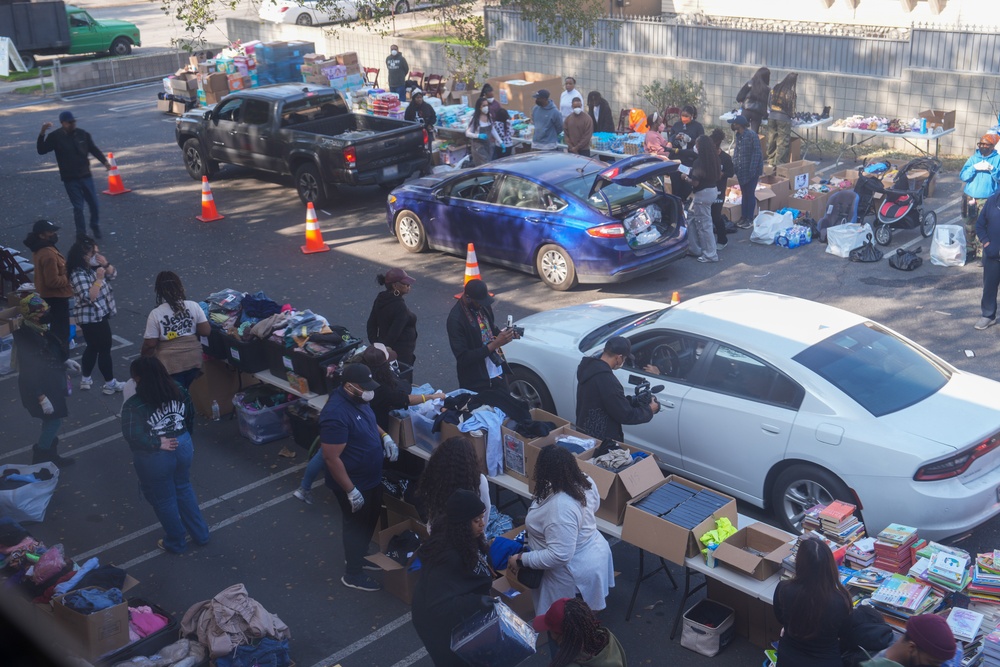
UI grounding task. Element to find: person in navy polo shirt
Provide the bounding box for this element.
[321,363,399,592]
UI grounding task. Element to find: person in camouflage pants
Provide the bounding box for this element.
[766,73,798,168]
[961,134,1000,259]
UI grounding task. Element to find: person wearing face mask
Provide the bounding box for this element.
[560,77,584,120]
[563,97,593,157]
[479,83,502,119]
[13,294,79,467]
[730,115,764,229]
[320,363,399,592]
[531,89,563,152]
[447,279,516,392]
[24,219,74,351]
[961,133,1000,259]
[574,336,658,442]
[385,44,409,101]
[670,105,704,151]
[466,102,501,166]
[66,236,124,394]
[861,613,956,667]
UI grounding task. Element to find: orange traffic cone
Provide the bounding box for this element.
[102,153,131,195]
[300,202,330,254]
[195,176,224,222]
[670,291,681,305]
[455,243,483,297]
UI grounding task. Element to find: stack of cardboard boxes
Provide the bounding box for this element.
[300,51,366,93]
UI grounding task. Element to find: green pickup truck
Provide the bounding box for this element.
[0,1,141,70]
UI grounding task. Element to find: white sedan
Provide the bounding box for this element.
[504,290,1000,540]
[258,0,362,25]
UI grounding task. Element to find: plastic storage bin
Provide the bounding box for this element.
[680,599,735,657]
[201,326,230,361]
[233,391,296,445]
[224,334,269,373]
[287,402,320,449]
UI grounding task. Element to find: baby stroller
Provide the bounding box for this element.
[857,157,941,246]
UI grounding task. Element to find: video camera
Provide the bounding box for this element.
[627,374,663,408]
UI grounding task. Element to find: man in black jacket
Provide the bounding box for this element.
[575,336,658,441]
[37,111,111,239]
[447,279,515,392]
[976,192,1000,330]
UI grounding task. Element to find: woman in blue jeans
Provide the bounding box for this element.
[121,356,209,553]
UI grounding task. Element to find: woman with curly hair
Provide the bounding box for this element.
[412,489,495,666]
[417,435,490,527]
[141,271,211,389]
[509,445,614,619]
[533,597,627,667]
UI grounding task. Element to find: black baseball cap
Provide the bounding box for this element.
[533,89,550,99]
[32,219,60,233]
[464,279,494,305]
[341,363,379,390]
[59,111,76,123]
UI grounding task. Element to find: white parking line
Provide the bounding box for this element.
[389,648,428,667]
[0,335,132,382]
[108,102,152,112]
[309,612,414,667]
[0,433,121,462]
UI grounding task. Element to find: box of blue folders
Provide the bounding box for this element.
[621,475,736,565]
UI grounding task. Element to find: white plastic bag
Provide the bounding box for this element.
[0,463,60,522]
[826,223,874,258]
[930,224,966,267]
[750,211,794,245]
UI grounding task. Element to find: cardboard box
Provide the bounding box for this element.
[758,174,789,211]
[919,108,956,131]
[526,426,593,494]
[169,74,198,94]
[336,51,359,66]
[386,415,415,449]
[576,443,663,525]
[202,72,229,91]
[188,357,260,418]
[712,523,796,581]
[382,493,422,523]
[168,100,188,115]
[789,189,831,220]
[491,577,534,621]
[500,409,570,483]
[365,519,428,604]
[621,475,737,565]
[156,99,171,113]
[486,72,564,115]
[789,136,802,163]
[0,306,22,336]
[776,160,817,192]
[51,587,130,660]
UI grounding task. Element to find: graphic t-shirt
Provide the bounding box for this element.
[143,300,208,374]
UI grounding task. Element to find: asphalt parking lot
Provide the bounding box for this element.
[2,83,999,666]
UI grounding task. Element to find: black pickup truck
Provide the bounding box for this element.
[175,84,431,206]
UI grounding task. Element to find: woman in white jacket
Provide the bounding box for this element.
[510,444,614,617]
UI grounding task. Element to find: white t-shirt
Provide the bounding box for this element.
[560,89,584,119]
[143,300,208,374]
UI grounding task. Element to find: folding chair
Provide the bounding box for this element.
[363,67,380,87]
[409,70,424,89]
[423,74,445,99]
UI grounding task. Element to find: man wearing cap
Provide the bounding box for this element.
[730,115,764,229]
[447,279,517,392]
[862,613,956,666]
[320,363,399,592]
[531,89,563,151]
[403,89,437,140]
[385,44,409,101]
[961,133,1000,260]
[23,219,74,350]
[575,336,658,442]
[37,112,111,240]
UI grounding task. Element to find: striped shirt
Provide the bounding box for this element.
[69,267,117,323]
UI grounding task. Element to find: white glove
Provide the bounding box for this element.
[64,359,81,374]
[39,396,54,415]
[975,162,991,171]
[382,434,399,462]
[348,487,365,513]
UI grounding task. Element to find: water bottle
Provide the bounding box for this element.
[211,400,220,421]
[920,117,927,134]
[706,543,718,568]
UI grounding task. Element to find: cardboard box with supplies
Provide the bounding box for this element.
[758,174,789,211]
[621,475,737,565]
[576,443,663,525]
[776,160,817,192]
[386,414,415,449]
[712,523,796,581]
[500,408,570,483]
[364,518,428,604]
[526,426,593,494]
[486,72,564,115]
[51,583,135,661]
[919,109,956,131]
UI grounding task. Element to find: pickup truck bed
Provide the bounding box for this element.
[175,84,431,206]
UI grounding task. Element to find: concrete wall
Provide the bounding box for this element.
[663,0,997,28]
[228,18,1000,155]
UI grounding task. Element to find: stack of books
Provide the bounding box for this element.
[971,553,1000,606]
[948,607,986,644]
[982,626,1000,666]
[819,500,865,545]
[927,550,972,592]
[846,537,877,569]
[874,524,919,574]
[802,503,826,533]
[844,567,892,592]
[870,574,939,625]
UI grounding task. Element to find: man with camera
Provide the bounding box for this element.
[576,336,659,441]
[447,279,519,392]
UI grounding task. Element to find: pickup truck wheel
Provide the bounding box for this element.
[295,163,329,207]
[110,38,132,57]
[295,13,313,25]
[182,138,211,180]
[395,210,427,253]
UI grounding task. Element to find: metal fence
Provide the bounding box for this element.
[485,8,1000,78]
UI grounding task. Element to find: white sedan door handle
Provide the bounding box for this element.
[761,423,781,434]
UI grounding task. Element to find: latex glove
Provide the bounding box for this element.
[479,133,488,140]
[382,434,399,462]
[39,396,54,415]
[976,161,993,172]
[64,359,81,374]
[348,487,365,513]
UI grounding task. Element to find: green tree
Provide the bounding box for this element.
[641,76,707,115]
[494,0,610,47]
[443,15,489,90]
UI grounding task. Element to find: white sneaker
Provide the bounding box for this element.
[80,377,93,391]
[293,488,313,505]
[102,379,125,395]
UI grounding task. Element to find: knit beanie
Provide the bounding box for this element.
[981,134,999,147]
[445,489,486,523]
[905,614,956,661]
